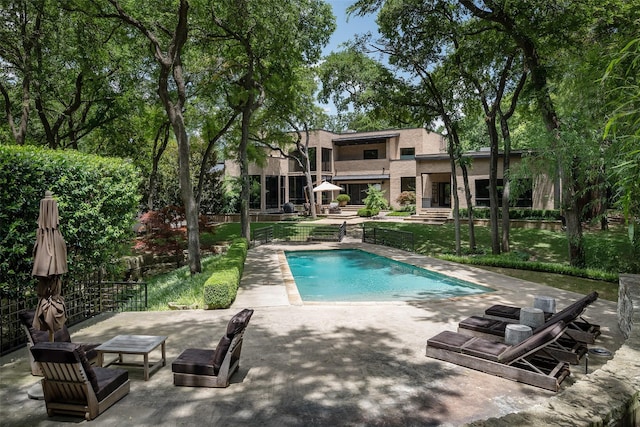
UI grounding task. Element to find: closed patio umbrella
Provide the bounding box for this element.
[32,191,68,341]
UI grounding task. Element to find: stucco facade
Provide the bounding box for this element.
[224,128,555,213]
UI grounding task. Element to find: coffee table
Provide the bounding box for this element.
[96,335,167,380]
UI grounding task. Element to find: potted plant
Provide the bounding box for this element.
[336,194,350,207]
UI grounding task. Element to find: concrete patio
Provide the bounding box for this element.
[0,240,628,426]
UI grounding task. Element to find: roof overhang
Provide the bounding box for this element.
[333,174,390,181]
[415,149,528,161]
[332,133,400,146]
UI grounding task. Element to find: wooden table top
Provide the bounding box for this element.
[96,335,167,354]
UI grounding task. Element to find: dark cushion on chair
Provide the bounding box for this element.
[31,341,80,363]
[427,331,475,352]
[93,367,128,402]
[78,343,100,362]
[211,336,232,375]
[225,309,254,338]
[172,348,216,376]
[19,310,71,343]
[459,316,507,336]
[484,304,521,320]
[77,347,100,392]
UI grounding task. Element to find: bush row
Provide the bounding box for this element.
[0,145,141,298]
[460,208,562,220]
[438,254,619,282]
[203,238,248,309]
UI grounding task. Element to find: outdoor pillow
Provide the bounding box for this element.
[19,310,71,343]
[211,335,232,375]
[225,308,254,338]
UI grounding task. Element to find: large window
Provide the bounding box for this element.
[401,177,416,192]
[363,149,378,159]
[346,183,369,204]
[474,179,532,207]
[322,148,332,172]
[288,176,306,204]
[400,147,415,159]
[265,176,279,209]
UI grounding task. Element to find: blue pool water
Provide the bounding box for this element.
[284,249,492,302]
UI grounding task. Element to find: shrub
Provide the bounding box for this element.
[336,194,351,203]
[358,208,379,217]
[0,145,140,298]
[203,238,248,309]
[363,185,389,211]
[396,191,416,206]
[459,208,562,220]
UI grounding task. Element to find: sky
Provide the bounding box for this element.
[323,1,380,55]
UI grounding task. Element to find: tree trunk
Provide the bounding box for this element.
[239,96,253,240]
[148,122,170,211]
[516,30,585,266]
[171,115,202,274]
[298,125,317,219]
[500,113,511,253]
[448,137,461,256]
[487,116,501,255]
[460,162,476,251]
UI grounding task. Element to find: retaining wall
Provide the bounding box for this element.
[466,274,640,426]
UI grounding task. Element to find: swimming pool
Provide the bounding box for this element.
[284,249,492,302]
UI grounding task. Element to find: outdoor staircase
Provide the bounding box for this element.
[325,205,360,220]
[404,208,451,225]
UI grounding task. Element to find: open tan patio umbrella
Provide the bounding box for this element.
[32,191,68,341]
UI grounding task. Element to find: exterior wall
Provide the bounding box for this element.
[225,128,554,213]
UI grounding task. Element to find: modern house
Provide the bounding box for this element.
[224,128,556,215]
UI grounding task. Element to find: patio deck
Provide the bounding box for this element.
[0,239,625,426]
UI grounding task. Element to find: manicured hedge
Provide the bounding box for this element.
[203,238,248,309]
[461,208,562,220]
[0,145,141,297]
[358,208,379,217]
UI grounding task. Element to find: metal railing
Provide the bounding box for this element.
[0,280,147,356]
[362,225,415,252]
[252,222,348,245]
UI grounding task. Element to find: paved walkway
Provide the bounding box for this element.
[0,239,625,426]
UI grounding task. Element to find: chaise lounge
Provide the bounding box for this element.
[426,321,571,392]
[172,308,254,388]
[481,291,601,344]
[30,341,130,420]
[19,309,101,376]
[457,293,597,364]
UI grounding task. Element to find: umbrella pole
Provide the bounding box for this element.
[48,330,54,342]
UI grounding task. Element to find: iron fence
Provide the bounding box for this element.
[252,222,347,245]
[362,225,415,252]
[0,280,147,357]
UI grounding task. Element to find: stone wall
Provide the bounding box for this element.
[466,274,640,427]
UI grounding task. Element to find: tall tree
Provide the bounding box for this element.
[348,0,478,254]
[208,0,334,238]
[0,0,43,145]
[456,0,590,265]
[604,34,640,240]
[93,0,202,274]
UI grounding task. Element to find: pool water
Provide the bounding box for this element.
[284,249,492,302]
